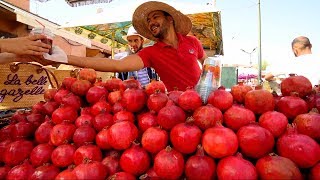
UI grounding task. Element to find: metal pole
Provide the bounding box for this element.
[258,0,262,84]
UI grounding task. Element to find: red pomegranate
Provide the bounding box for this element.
[276,96,309,120]
[50,122,76,146]
[93,112,113,131]
[43,88,57,102]
[157,102,186,130]
[6,161,35,180]
[42,101,59,116]
[192,104,223,130]
[237,124,275,159]
[281,75,312,98]
[293,113,320,141]
[167,88,183,105]
[61,93,82,110]
[223,105,256,131]
[256,154,302,180]
[185,146,216,180]
[102,150,121,175]
[178,88,202,112]
[141,127,168,154]
[78,68,97,84]
[217,153,258,179]
[113,110,135,123]
[0,140,11,162]
[75,114,94,127]
[277,125,320,168]
[73,161,108,180]
[104,77,125,92]
[51,106,78,124]
[202,123,238,159]
[153,146,184,179]
[11,110,29,123]
[55,168,77,180]
[107,121,139,150]
[123,76,142,89]
[61,77,77,90]
[96,128,112,150]
[35,121,54,144]
[73,145,102,165]
[51,144,76,168]
[170,119,202,154]
[71,79,92,96]
[145,80,166,96]
[86,85,108,104]
[207,87,233,111]
[90,100,112,116]
[244,89,275,114]
[32,101,45,114]
[122,88,147,113]
[112,102,125,114]
[0,124,14,141]
[231,81,253,104]
[108,90,122,105]
[73,126,97,147]
[119,143,150,176]
[54,89,70,103]
[139,168,160,180]
[310,163,320,180]
[11,121,36,140]
[106,172,136,180]
[4,140,34,166]
[30,143,55,167]
[147,91,168,113]
[258,111,288,138]
[137,112,158,132]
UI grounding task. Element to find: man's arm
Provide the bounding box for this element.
[67,54,144,72]
[198,53,208,65]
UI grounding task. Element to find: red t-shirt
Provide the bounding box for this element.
[137,33,205,91]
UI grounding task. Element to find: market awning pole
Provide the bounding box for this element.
[257,0,262,84]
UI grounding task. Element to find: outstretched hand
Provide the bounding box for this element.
[1,35,51,55]
[43,46,68,63]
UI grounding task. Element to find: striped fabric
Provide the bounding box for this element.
[136,68,150,87]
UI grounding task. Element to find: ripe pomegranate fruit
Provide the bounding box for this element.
[244,89,275,114]
[122,88,147,112]
[192,104,223,130]
[78,68,97,84]
[107,121,139,150]
[231,81,253,104]
[293,112,320,141]
[157,102,186,130]
[223,105,256,131]
[145,80,166,96]
[281,75,312,98]
[178,88,202,112]
[207,86,233,111]
[276,96,309,120]
[258,111,288,138]
[147,90,168,113]
[141,126,168,154]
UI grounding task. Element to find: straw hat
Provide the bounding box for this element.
[122,26,146,42]
[132,1,192,41]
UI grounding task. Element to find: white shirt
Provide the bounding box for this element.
[290,54,320,86]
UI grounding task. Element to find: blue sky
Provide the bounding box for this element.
[216,0,320,66]
[31,0,320,66]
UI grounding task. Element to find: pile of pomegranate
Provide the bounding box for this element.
[0,68,319,180]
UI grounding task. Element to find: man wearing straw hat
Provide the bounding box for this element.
[0,35,51,63]
[115,25,155,87]
[41,1,208,91]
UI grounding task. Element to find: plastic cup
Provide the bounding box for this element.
[30,27,54,55]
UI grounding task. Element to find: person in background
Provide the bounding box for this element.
[0,34,50,63]
[115,26,157,87]
[39,1,208,91]
[265,36,320,87]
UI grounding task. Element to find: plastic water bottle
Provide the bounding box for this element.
[196,56,222,104]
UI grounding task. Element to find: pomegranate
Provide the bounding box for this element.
[11,110,29,123]
[78,68,97,84]
[167,87,183,105]
[32,101,45,114]
[26,113,45,128]
[96,127,112,150]
[0,140,11,162]
[0,124,14,141]
[42,101,59,116]
[29,164,60,180]
[153,146,184,179]
[145,80,166,96]
[120,143,150,176]
[4,140,34,166]
[50,122,76,146]
[61,93,82,110]
[6,161,35,180]
[157,102,186,130]
[137,112,158,132]
[310,163,320,180]
[75,114,94,127]
[202,123,238,158]
[237,124,275,159]
[35,121,54,144]
[192,104,223,130]
[11,121,35,140]
[102,150,121,175]
[106,172,136,180]
[0,166,11,179]
[123,76,142,89]
[258,111,288,138]
[104,77,125,92]
[51,144,76,167]
[113,110,135,123]
[244,89,275,114]
[30,143,55,167]
[61,77,77,90]
[207,87,233,111]
[276,96,309,120]
[52,106,78,124]
[108,90,122,105]
[71,79,92,96]
[93,112,113,131]
[170,119,202,154]
[73,145,102,165]
[256,154,302,180]
[185,146,216,180]
[178,88,202,112]
[277,125,320,168]
[231,81,253,104]
[293,113,320,141]
[112,102,125,114]
[122,88,147,112]
[147,90,168,113]
[139,168,161,180]
[73,126,96,147]
[281,75,312,98]
[217,153,258,179]
[223,105,256,131]
[53,89,70,103]
[43,88,57,102]
[86,85,108,104]
[55,168,77,180]
[141,127,168,154]
[107,121,139,150]
[90,100,112,116]
[73,161,108,180]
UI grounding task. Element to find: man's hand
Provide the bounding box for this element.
[1,35,51,55]
[43,46,68,63]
